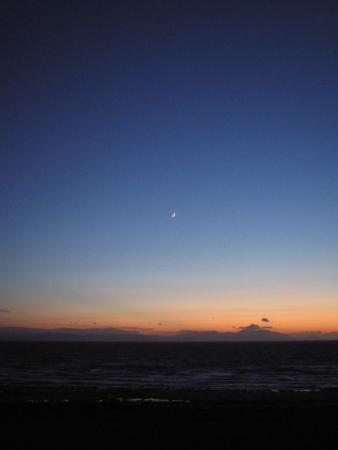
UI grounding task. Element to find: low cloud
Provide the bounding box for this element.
[1,325,338,341]
[261,317,269,323]
[238,323,261,330]
[0,309,10,313]
[120,326,154,332]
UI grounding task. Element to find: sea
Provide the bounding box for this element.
[1,341,338,391]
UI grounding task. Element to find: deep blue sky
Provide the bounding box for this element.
[1,0,338,331]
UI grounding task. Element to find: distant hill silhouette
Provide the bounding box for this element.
[0,324,338,341]
[235,323,290,341]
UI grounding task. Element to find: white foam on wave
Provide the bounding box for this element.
[116,397,190,404]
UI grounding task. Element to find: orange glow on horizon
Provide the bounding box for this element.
[1,288,337,334]
[2,303,338,334]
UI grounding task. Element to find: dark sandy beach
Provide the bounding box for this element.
[2,387,338,450]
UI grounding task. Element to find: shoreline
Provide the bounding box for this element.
[2,390,338,450]
[2,385,338,406]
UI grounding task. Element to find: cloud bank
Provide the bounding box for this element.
[0,324,338,341]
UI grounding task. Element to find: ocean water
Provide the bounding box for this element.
[1,341,338,391]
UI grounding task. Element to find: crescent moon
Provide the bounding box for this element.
[169,211,176,218]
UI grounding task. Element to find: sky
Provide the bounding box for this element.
[1,0,338,333]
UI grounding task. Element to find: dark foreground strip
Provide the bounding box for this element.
[1,401,338,450]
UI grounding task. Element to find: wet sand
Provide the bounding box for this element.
[2,387,338,449]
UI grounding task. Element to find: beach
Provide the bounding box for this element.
[2,387,338,449]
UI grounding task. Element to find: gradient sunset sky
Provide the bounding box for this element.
[1,0,338,333]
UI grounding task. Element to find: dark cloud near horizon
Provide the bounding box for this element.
[238,323,261,330]
[0,309,10,313]
[261,318,269,323]
[121,326,154,332]
[1,325,338,341]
